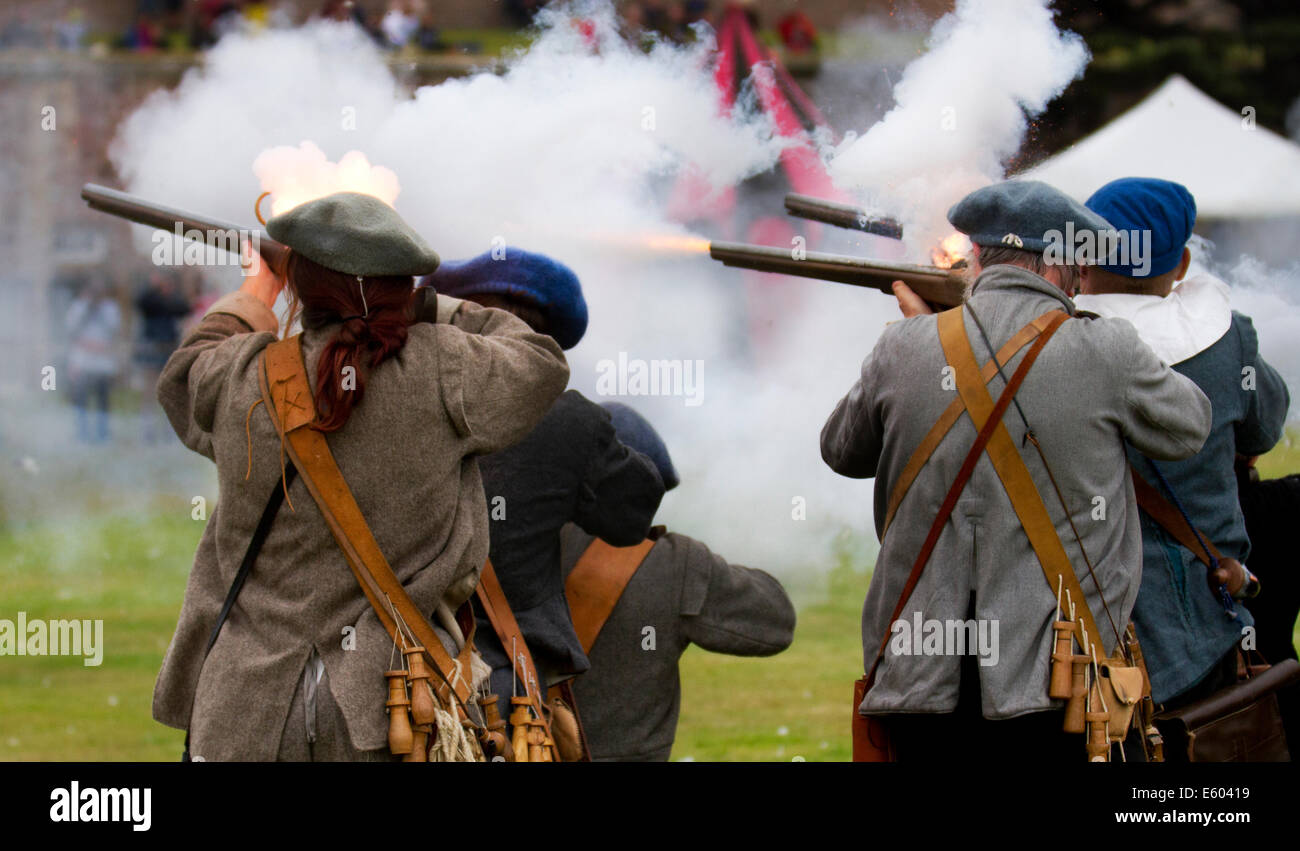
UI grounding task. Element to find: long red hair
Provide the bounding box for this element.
[284,251,416,432]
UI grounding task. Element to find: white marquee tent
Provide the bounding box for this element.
[1019,75,1300,219]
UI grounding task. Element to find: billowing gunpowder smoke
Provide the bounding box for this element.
[828,0,1089,259]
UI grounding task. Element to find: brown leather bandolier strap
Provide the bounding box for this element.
[866,307,1069,684]
[258,336,477,716]
[937,307,1116,656]
[1130,467,1223,568]
[475,559,557,747]
[882,310,1061,538]
[565,538,656,654]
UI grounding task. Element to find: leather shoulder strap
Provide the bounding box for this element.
[882,310,1059,538]
[258,336,476,715]
[867,307,1068,682]
[475,559,557,745]
[565,538,656,654]
[1130,467,1223,567]
[937,307,1113,656]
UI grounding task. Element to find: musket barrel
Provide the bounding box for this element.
[81,183,289,273]
[709,240,965,308]
[783,193,904,240]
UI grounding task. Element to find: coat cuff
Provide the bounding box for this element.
[206,290,279,334]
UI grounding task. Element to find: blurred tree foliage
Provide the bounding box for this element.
[1011,0,1300,169]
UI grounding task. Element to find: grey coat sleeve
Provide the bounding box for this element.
[1232,313,1290,456]
[155,290,279,461]
[574,411,665,546]
[438,300,571,455]
[820,325,900,479]
[678,535,797,656]
[1113,320,1213,461]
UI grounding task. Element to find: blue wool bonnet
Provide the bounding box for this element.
[1085,177,1196,278]
[420,247,589,350]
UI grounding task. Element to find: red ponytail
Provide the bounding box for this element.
[285,251,415,432]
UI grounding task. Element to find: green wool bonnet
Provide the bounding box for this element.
[265,192,440,277]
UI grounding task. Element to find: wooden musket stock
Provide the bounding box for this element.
[709,240,966,308]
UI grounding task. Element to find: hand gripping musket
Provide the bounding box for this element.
[708,240,967,309]
[80,183,289,276]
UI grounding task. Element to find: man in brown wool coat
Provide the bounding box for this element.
[153,194,569,761]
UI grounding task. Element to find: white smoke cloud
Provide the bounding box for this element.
[100,0,1112,588]
[1189,236,1300,419]
[110,5,784,259]
[106,3,868,589]
[827,0,1089,258]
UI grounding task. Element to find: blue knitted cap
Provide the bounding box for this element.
[420,247,588,350]
[1086,177,1196,278]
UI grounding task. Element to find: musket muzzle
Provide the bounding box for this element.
[81,183,289,274]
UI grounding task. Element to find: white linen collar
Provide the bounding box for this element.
[1073,273,1232,366]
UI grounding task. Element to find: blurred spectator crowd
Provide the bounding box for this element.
[0,1,453,54]
[0,1,817,56]
[54,265,217,445]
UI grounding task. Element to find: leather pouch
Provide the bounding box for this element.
[1154,658,1299,762]
[1099,662,1145,740]
[852,676,895,762]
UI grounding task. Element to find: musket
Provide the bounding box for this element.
[783,192,904,240]
[709,240,966,308]
[80,183,289,274]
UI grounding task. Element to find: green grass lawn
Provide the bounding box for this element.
[1,432,1297,761]
[0,507,195,761]
[671,559,869,762]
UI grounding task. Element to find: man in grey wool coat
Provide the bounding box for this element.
[561,403,796,761]
[821,180,1213,761]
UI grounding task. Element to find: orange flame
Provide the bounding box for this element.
[581,231,712,256]
[641,234,712,254]
[931,232,971,269]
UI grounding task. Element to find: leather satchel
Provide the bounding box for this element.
[1134,465,1297,762]
[1154,658,1300,762]
[852,676,894,761]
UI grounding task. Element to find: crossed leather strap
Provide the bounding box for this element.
[867,306,1116,686]
[259,336,478,718]
[883,307,1225,591]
